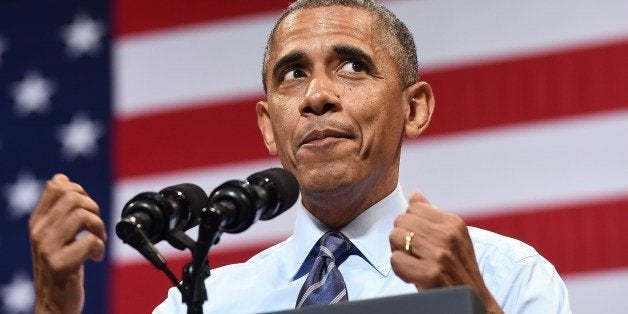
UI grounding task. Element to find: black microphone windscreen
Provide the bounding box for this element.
[249,168,300,213]
[159,183,208,212]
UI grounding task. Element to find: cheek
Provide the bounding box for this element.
[269,97,300,147]
[353,90,401,130]
[354,93,405,150]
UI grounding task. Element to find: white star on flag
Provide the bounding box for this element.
[0,36,6,67]
[2,172,43,219]
[0,272,34,314]
[10,70,56,117]
[57,113,104,160]
[61,13,105,58]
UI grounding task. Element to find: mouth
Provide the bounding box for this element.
[299,128,355,147]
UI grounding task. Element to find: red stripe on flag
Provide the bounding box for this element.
[109,242,280,314]
[113,99,270,178]
[114,0,290,36]
[422,39,628,136]
[114,41,628,178]
[110,195,628,313]
[467,196,628,275]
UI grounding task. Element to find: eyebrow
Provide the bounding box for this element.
[332,44,374,66]
[272,50,305,79]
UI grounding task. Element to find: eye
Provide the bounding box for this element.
[282,68,306,81]
[340,60,366,73]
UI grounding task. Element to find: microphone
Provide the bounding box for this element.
[115,183,208,246]
[115,168,298,268]
[208,167,299,233]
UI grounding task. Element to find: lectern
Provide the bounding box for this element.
[273,286,486,314]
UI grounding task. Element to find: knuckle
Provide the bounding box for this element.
[48,175,66,191]
[72,182,85,192]
[448,213,466,230]
[441,216,466,245]
[393,215,403,227]
[45,179,59,194]
[82,232,98,245]
[389,228,400,244]
[390,251,403,269]
[61,190,81,205]
[435,248,453,264]
[29,224,49,249]
[86,214,105,230]
[427,264,443,281]
[44,253,61,271]
[406,204,419,214]
[442,230,458,247]
[91,235,106,250]
[52,173,67,181]
[84,234,106,258]
[30,230,43,246]
[90,200,101,215]
[72,209,92,225]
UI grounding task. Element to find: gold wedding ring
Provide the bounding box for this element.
[404,231,415,253]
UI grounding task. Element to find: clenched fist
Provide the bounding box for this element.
[390,191,503,314]
[29,174,107,314]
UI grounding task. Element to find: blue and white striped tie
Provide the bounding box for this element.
[296,231,353,308]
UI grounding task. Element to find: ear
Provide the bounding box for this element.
[403,81,435,138]
[256,100,278,155]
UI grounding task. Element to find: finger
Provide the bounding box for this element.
[409,190,430,205]
[390,250,450,290]
[32,174,88,219]
[393,212,428,231]
[49,208,107,245]
[406,202,454,225]
[390,225,438,259]
[389,226,406,251]
[393,213,441,242]
[390,250,426,288]
[68,233,106,262]
[32,208,106,264]
[49,234,106,273]
[30,191,100,243]
[45,191,100,226]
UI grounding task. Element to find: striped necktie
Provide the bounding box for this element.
[295,231,353,308]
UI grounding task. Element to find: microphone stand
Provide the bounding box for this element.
[181,201,233,314]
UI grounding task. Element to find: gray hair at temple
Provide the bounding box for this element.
[261,0,419,93]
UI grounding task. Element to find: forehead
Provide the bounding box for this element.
[269,6,384,61]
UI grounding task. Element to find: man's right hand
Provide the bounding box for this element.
[29,174,107,314]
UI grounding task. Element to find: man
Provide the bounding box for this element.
[29,0,570,313]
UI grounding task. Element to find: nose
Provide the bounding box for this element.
[300,76,341,115]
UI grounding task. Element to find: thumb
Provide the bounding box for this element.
[409,190,431,205]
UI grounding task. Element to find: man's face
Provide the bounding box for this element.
[258,6,410,197]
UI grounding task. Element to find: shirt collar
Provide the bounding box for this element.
[288,184,408,280]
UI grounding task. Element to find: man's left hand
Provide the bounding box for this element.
[389,191,504,314]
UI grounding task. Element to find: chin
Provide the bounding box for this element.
[297,163,357,194]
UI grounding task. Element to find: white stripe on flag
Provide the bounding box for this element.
[565,267,628,314]
[114,0,628,117]
[400,109,628,217]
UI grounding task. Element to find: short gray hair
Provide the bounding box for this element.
[262,0,419,93]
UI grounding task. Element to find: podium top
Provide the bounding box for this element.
[271,286,486,314]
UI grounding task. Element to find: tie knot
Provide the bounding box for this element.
[318,231,351,261]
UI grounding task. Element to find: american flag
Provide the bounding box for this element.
[1,0,628,313]
[0,0,110,313]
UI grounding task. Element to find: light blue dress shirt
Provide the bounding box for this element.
[154,185,571,313]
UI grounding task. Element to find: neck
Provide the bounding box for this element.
[301,173,398,229]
